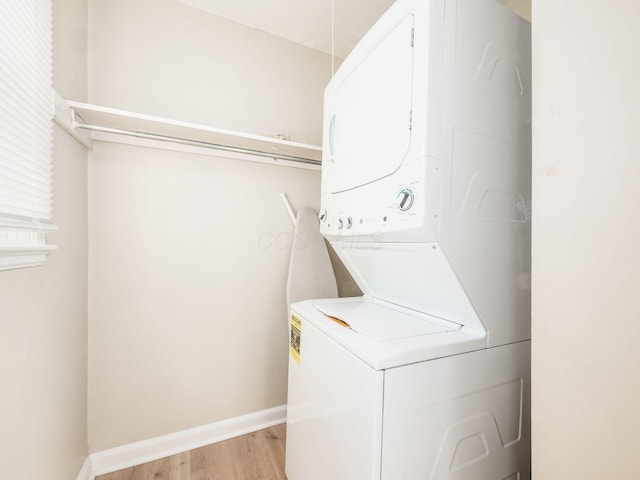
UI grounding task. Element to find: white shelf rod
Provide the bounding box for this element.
[74,122,322,166]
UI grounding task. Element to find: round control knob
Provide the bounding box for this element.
[346,217,353,229]
[397,188,415,211]
[337,218,344,230]
[319,209,328,222]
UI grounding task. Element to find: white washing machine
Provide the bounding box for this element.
[286,0,531,479]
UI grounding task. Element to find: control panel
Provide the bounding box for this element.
[319,157,439,243]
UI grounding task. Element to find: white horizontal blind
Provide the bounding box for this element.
[0,0,56,270]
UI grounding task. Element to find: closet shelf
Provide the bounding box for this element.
[64,100,323,166]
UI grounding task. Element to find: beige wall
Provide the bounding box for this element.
[0,0,88,479]
[0,131,88,480]
[498,0,531,21]
[88,0,331,145]
[88,143,320,450]
[86,0,332,451]
[532,0,640,477]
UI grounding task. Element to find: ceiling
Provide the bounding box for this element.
[176,0,395,59]
[176,0,531,59]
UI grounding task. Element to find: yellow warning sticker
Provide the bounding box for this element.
[290,313,302,364]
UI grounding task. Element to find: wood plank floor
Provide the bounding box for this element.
[96,424,287,480]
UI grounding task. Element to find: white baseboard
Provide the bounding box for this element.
[75,456,95,480]
[84,404,286,477]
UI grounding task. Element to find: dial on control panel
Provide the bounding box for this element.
[397,188,414,211]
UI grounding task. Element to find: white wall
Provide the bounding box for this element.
[87,0,333,451]
[532,0,640,477]
[0,0,89,479]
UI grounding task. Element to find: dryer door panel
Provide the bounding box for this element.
[324,15,415,193]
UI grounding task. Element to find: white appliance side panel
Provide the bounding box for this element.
[438,0,532,347]
[285,314,383,480]
[381,341,531,480]
[440,128,531,346]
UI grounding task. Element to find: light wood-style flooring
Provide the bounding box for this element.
[96,424,287,480]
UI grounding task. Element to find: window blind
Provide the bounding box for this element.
[0,0,56,270]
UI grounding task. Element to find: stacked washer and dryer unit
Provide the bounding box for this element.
[286,0,531,479]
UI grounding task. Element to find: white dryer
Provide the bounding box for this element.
[285,0,531,479]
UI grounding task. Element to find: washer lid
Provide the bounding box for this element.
[294,298,487,370]
[314,299,458,340]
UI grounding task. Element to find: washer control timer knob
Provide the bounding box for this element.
[337,218,344,230]
[319,209,328,222]
[397,188,415,211]
[346,217,353,229]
